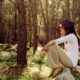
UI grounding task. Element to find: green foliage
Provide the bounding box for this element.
[0,44,11,51]
[75,76,80,80]
[31,73,44,80]
[27,52,46,68]
[0,50,16,67]
[20,72,31,80]
[0,61,16,67]
[0,74,19,80]
[32,54,46,64]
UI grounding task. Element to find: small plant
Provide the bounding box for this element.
[31,73,44,80]
[0,74,19,80]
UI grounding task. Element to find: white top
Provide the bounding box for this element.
[55,34,79,66]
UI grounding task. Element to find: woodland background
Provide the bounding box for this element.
[0,0,80,80]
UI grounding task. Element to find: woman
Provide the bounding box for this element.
[40,20,79,78]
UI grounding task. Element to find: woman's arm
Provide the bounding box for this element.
[40,40,56,58]
[41,34,73,51]
[41,40,56,51]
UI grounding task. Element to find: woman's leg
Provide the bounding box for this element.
[46,45,73,68]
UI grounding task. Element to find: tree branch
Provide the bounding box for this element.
[8,0,18,9]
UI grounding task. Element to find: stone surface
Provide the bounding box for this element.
[54,68,75,80]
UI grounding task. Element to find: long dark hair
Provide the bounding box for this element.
[59,19,79,42]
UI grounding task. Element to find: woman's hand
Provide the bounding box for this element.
[40,40,56,58]
[40,49,46,58]
[40,41,52,51]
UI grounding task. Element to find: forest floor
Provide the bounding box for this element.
[0,44,80,80]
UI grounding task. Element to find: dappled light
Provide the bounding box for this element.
[0,0,80,80]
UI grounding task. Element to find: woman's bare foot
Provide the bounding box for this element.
[52,67,63,78]
[49,67,63,78]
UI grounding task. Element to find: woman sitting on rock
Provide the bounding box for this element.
[40,20,79,78]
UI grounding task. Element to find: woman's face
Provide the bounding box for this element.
[60,26,66,37]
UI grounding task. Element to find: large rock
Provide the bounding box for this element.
[72,65,80,74]
[54,68,75,80]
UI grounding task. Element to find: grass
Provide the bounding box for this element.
[0,74,19,80]
[0,51,16,67]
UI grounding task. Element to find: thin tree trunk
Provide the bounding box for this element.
[39,0,49,44]
[0,0,5,43]
[12,8,17,44]
[29,0,32,47]
[45,0,49,43]
[32,0,38,54]
[66,0,70,20]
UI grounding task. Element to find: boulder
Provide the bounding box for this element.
[54,68,75,80]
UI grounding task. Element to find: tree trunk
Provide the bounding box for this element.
[17,0,27,66]
[62,0,70,20]
[29,0,32,47]
[0,0,5,43]
[11,8,17,44]
[66,0,70,20]
[45,0,49,43]
[39,0,49,44]
[32,0,38,54]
